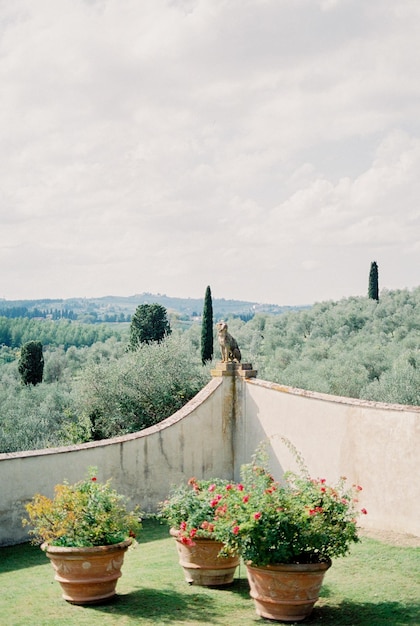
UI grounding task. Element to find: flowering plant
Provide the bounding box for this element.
[23,467,142,547]
[212,442,367,566]
[158,477,229,545]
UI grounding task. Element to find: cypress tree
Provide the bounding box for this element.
[201,285,214,364]
[18,340,44,385]
[368,261,379,301]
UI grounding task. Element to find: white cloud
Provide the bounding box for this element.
[0,0,419,304]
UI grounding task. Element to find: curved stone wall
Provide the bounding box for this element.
[0,377,229,546]
[1,369,419,545]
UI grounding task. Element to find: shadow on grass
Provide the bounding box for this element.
[139,517,170,543]
[0,542,47,573]
[88,587,222,623]
[307,599,420,625]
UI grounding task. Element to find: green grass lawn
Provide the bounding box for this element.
[1,519,419,625]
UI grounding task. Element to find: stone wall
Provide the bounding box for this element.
[0,365,419,545]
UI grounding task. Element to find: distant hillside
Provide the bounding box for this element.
[0,293,307,322]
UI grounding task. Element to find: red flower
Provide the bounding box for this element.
[190,528,197,538]
[361,508,368,515]
[242,495,249,503]
[232,525,240,535]
[180,521,187,531]
[254,512,262,520]
[208,483,216,492]
[237,484,244,491]
[91,477,97,482]
[180,536,195,546]
[226,484,233,490]
[309,507,323,516]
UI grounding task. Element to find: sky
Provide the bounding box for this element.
[1,0,419,306]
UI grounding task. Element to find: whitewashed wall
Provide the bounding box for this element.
[1,369,419,545]
[236,379,420,537]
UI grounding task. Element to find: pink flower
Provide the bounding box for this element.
[237,483,244,491]
[190,528,197,538]
[208,483,216,492]
[226,484,233,490]
[232,525,240,535]
[361,508,368,515]
[242,495,249,503]
[254,512,262,520]
[180,521,187,531]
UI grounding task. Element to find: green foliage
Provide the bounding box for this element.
[23,467,142,547]
[0,379,89,453]
[1,287,419,454]
[80,334,210,440]
[368,261,379,301]
[213,442,364,566]
[239,288,420,405]
[129,304,171,348]
[201,285,214,364]
[18,341,44,385]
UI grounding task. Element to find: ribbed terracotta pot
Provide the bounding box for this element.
[170,528,239,586]
[246,559,331,622]
[41,539,132,605]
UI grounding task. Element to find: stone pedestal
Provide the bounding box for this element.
[211,362,257,378]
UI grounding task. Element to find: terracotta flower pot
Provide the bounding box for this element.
[170,528,239,586]
[42,539,132,605]
[246,559,331,622]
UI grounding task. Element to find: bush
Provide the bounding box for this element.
[80,334,210,439]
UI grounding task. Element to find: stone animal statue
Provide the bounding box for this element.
[216,321,241,363]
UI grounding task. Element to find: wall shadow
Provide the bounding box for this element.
[0,542,47,573]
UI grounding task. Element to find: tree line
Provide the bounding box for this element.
[0,286,419,454]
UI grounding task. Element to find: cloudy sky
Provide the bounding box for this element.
[1,0,419,306]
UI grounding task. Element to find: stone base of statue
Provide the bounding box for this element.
[211,362,257,378]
